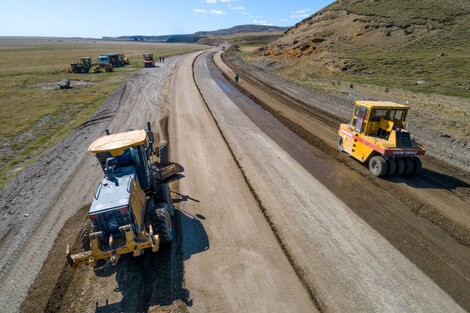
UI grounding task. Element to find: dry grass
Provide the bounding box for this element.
[0,37,206,187]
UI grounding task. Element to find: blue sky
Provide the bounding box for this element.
[0,0,335,38]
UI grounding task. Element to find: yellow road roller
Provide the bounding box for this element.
[338,101,425,177]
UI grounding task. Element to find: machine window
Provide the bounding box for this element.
[394,110,406,121]
[354,105,369,119]
[370,109,388,122]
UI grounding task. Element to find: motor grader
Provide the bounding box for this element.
[70,57,113,73]
[338,101,425,177]
[66,123,179,271]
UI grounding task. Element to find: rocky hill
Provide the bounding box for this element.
[254,0,470,97]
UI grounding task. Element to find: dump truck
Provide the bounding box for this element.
[66,123,179,271]
[143,53,155,68]
[70,57,113,73]
[338,101,425,177]
[99,53,125,67]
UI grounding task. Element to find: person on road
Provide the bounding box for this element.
[235,73,239,83]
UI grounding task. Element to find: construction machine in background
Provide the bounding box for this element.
[338,101,425,177]
[66,123,179,271]
[70,57,113,73]
[143,53,155,68]
[119,54,130,65]
[98,53,125,68]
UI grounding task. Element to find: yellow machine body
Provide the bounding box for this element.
[66,127,179,271]
[338,101,425,177]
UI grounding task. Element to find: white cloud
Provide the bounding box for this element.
[291,13,309,18]
[278,18,287,22]
[293,8,310,14]
[206,0,240,2]
[194,8,226,15]
[252,19,272,26]
[210,9,226,15]
[231,6,245,10]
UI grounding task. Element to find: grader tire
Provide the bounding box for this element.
[386,158,397,176]
[395,158,406,176]
[337,136,344,152]
[159,141,169,165]
[155,183,174,215]
[80,219,92,251]
[369,156,387,177]
[403,158,415,176]
[412,157,422,176]
[152,203,174,244]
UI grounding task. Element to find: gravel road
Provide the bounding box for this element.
[197,50,465,312]
[4,47,470,313]
[169,51,315,312]
[1,57,180,312]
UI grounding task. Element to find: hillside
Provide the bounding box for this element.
[251,0,470,97]
[105,25,287,43]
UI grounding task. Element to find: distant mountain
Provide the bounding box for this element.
[103,25,288,43]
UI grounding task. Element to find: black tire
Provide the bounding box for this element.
[337,136,344,152]
[105,67,112,72]
[83,68,89,73]
[159,141,169,165]
[152,203,174,244]
[80,219,92,251]
[72,68,78,73]
[155,183,171,206]
[412,157,422,176]
[386,158,397,176]
[395,158,406,176]
[369,156,387,177]
[403,157,415,176]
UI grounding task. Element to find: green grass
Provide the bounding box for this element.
[326,45,470,98]
[0,38,206,188]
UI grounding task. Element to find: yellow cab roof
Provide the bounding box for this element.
[356,101,409,110]
[88,129,146,154]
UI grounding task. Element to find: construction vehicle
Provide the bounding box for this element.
[338,101,425,177]
[66,123,179,271]
[70,57,113,73]
[143,53,155,68]
[119,54,130,65]
[98,53,125,68]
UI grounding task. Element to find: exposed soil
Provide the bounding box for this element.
[214,50,470,311]
[0,56,183,312]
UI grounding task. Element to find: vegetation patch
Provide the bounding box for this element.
[0,38,205,188]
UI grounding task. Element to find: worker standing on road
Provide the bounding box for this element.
[235,73,239,83]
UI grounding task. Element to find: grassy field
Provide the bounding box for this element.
[0,37,206,188]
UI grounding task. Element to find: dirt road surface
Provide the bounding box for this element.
[198,50,468,311]
[169,51,315,312]
[3,47,470,312]
[1,58,180,312]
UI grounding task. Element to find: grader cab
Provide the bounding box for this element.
[66,123,179,271]
[338,101,425,177]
